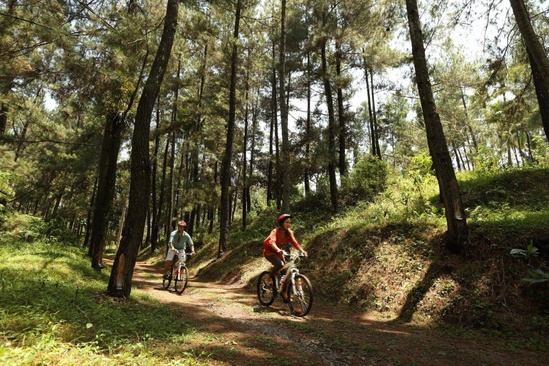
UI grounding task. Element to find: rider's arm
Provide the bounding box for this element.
[186,233,195,253]
[169,231,176,252]
[288,230,307,256]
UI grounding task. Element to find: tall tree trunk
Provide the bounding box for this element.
[335,42,347,176]
[510,0,549,87]
[242,66,250,229]
[218,0,242,258]
[370,70,381,158]
[83,176,98,249]
[460,88,478,153]
[304,51,312,194]
[406,0,468,253]
[150,100,161,253]
[107,0,178,297]
[167,131,176,235]
[0,100,8,135]
[157,135,169,248]
[248,91,259,212]
[89,112,125,269]
[509,0,549,142]
[14,119,30,162]
[362,58,377,158]
[0,81,13,136]
[362,66,381,159]
[279,0,290,213]
[320,38,338,213]
[267,41,277,206]
[526,49,549,141]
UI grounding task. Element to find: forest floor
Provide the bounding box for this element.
[127,258,548,366]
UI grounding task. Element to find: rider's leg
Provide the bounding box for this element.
[163,260,172,276]
[265,255,284,278]
[177,249,187,263]
[164,248,176,277]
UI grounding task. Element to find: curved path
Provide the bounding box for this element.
[129,259,547,366]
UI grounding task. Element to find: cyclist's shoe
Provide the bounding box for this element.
[281,292,289,303]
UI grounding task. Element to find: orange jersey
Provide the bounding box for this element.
[263,227,302,259]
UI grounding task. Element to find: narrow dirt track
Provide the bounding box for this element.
[128,260,548,366]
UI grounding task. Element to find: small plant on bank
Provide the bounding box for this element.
[510,241,539,261]
[510,241,549,284]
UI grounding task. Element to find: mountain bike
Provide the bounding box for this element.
[257,251,313,317]
[162,251,193,295]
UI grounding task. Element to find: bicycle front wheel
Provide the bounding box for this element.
[288,274,313,317]
[174,266,189,295]
[257,271,276,306]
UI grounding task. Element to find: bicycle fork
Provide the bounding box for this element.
[281,269,298,295]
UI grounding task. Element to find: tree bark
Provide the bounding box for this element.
[267,41,277,206]
[218,0,242,258]
[320,38,338,213]
[526,48,549,141]
[150,100,161,253]
[509,0,549,88]
[89,112,125,270]
[83,176,98,249]
[304,51,312,194]
[107,0,178,297]
[509,0,549,142]
[362,57,380,159]
[0,100,7,135]
[335,42,347,176]
[242,67,249,229]
[279,0,290,213]
[405,0,468,253]
[370,70,381,158]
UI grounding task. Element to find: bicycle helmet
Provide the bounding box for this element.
[277,213,292,226]
[177,220,187,227]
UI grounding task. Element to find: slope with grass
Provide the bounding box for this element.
[196,167,549,336]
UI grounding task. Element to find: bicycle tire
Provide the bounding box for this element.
[288,274,313,317]
[257,271,276,306]
[162,267,173,290]
[174,266,189,294]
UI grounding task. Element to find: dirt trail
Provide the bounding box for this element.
[129,260,547,366]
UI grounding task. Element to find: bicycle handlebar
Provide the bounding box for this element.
[283,252,307,261]
[174,251,195,262]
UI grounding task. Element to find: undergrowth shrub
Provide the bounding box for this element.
[340,155,388,208]
[292,189,330,214]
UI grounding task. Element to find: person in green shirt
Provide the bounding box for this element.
[163,220,195,279]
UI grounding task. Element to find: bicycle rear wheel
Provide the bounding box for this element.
[162,267,173,290]
[257,271,276,306]
[288,274,313,317]
[174,266,189,294]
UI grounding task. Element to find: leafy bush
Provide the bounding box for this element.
[340,155,389,207]
[292,189,331,213]
[0,212,76,244]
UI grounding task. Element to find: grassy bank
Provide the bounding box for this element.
[0,238,214,365]
[198,167,549,342]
